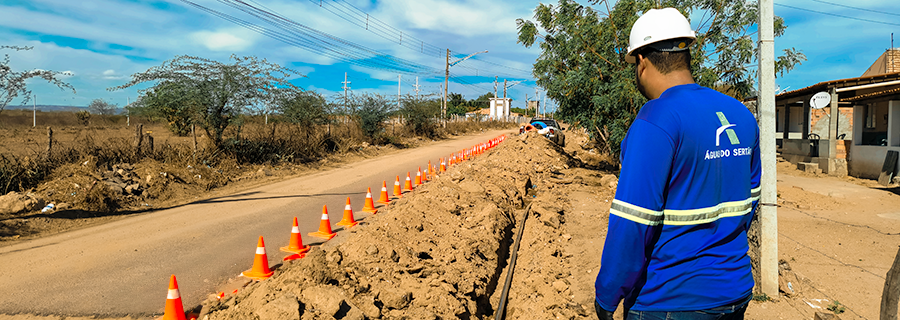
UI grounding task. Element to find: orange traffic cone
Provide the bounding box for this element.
[309,206,336,240]
[280,217,310,260]
[241,236,274,280]
[424,161,432,181]
[362,187,379,213]
[162,275,186,320]
[337,197,359,228]
[415,167,423,185]
[393,176,403,198]
[379,181,391,204]
[440,158,446,173]
[404,172,414,192]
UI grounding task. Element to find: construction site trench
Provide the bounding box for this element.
[196,131,617,320]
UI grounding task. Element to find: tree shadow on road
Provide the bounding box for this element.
[191,191,360,204]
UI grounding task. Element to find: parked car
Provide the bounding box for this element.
[519,118,565,147]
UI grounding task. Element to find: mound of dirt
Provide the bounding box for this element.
[197,132,615,320]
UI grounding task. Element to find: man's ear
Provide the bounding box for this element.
[635,53,646,76]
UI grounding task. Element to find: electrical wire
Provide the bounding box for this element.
[809,0,900,17]
[178,0,434,74]
[307,0,536,78]
[774,2,900,27]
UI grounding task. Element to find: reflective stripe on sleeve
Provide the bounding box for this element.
[750,187,761,201]
[610,200,664,226]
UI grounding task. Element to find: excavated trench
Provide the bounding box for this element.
[194,133,582,320]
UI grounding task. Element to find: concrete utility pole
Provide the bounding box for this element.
[503,79,508,99]
[414,76,420,100]
[398,74,401,110]
[444,49,488,123]
[342,72,351,109]
[126,97,130,127]
[444,49,450,124]
[758,0,779,298]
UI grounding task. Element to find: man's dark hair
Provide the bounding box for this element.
[637,49,692,74]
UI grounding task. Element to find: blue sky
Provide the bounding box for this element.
[1,0,899,110]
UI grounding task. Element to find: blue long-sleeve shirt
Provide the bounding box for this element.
[595,83,761,312]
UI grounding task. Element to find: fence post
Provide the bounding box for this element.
[147,135,154,155]
[134,124,143,158]
[45,127,53,161]
[192,124,197,162]
[881,246,900,320]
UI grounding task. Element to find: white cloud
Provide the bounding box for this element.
[191,29,258,52]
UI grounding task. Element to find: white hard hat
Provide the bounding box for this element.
[626,7,696,64]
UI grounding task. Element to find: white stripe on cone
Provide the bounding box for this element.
[256,247,266,255]
[321,213,328,220]
[167,288,180,299]
[382,187,388,191]
[345,204,352,210]
[291,226,299,233]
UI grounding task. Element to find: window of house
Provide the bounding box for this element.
[866,104,876,129]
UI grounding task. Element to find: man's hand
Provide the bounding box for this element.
[594,301,614,320]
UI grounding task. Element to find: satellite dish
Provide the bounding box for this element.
[810,91,831,109]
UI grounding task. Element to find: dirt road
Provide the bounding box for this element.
[0,129,512,317]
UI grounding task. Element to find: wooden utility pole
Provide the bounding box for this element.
[45,127,52,161]
[881,246,900,320]
[32,95,36,127]
[192,124,197,161]
[758,0,779,297]
[134,124,143,158]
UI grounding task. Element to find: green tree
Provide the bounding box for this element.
[278,89,329,128]
[472,92,493,111]
[517,0,805,155]
[141,81,203,136]
[110,55,304,147]
[0,46,75,117]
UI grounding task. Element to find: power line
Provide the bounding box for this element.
[774,2,900,27]
[179,0,438,74]
[809,0,900,17]
[308,0,535,78]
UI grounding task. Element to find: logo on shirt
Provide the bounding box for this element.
[715,112,740,147]
[703,112,751,160]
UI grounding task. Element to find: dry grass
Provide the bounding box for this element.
[0,112,517,195]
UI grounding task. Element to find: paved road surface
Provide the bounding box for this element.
[0,130,511,316]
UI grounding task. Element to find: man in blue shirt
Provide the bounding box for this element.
[594,8,761,320]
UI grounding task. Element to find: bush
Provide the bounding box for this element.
[400,96,440,138]
[75,111,90,126]
[353,94,393,143]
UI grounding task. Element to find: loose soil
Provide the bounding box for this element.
[4,124,899,320]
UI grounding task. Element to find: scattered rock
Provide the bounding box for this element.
[551,280,568,293]
[379,289,412,310]
[0,192,45,217]
[599,175,618,189]
[255,294,301,320]
[301,285,347,317]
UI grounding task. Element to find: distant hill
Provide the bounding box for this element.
[4,105,126,114]
[6,105,86,112]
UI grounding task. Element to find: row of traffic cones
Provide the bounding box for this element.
[159,135,507,319]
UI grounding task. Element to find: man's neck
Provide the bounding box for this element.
[648,71,695,99]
